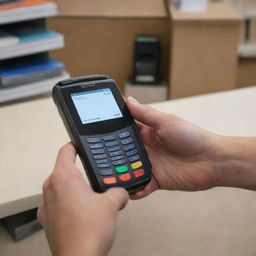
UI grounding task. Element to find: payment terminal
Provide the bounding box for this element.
[52,75,152,193]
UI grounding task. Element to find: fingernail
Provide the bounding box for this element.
[128,96,139,104]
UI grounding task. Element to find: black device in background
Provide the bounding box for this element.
[133,35,160,85]
[52,75,152,194]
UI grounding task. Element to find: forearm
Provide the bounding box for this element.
[215,136,256,190]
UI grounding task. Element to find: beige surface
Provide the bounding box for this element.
[169,1,241,99]
[0,87,256,255]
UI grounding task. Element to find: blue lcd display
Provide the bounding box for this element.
[71,88,123,124]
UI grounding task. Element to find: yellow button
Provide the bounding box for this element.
[131,161,142,170]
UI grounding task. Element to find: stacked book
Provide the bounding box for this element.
[0,0,69,103]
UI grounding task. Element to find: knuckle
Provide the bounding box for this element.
[42,178,49,192]
[48,171,65,189]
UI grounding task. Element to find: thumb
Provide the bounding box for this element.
[104,188,129,211]
[126,97,166,128]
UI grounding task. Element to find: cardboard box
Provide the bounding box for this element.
[125,81,168,104]
[236,58,256,88]
[48,0,169,92]
[168,2,241,99]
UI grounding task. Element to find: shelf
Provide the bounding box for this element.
[0,1,57,25]
[0,32,64,60]
[0,70,69,103]
[238,43,256,57]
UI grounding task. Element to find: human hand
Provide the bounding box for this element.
[127,97,220,199]
[37,143,129,256]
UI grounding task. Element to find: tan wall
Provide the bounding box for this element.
[48,17,170,92]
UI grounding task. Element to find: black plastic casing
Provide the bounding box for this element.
[52,75,152,193]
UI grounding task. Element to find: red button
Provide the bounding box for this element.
[103,177,117,184]
[119,173,131,182]
[134,169,145,178]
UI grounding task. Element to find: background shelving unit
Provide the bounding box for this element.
[0,0,69,103]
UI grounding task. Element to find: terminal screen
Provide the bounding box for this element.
[71,88,123,124]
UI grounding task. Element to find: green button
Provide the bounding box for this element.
[116,165,128,173]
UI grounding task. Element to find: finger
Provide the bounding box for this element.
[37,202,45,225]
[105,188,129,211]
[126,97,167,128]
[54,142,77,170]
[130,178,159,200]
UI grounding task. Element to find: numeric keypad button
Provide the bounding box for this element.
[113,159,126,166]
[105,141,119,147]
[109,150,123,157]
[97,163,111,168]
[103,135,116,141]
[124,143,135,151]
[121,137,133,145]
[100,169,114,176]
[118,131,130,139]
[91,149,105,154]
[87,137,101,143]
[111,155,124,161]
[128,154,140,162]
[93,154,108,160]
[107,146,121,152]
[96,159,109,164]
[126,149,138,157]
[89,143,103,149]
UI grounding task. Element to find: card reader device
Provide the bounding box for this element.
[52,75,152,193]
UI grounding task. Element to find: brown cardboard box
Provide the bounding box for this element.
[124,81,168,104]
[236,58,256,88]
[48,0,170,92]
[168,2,241,99]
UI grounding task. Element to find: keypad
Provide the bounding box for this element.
[86,129,146,185]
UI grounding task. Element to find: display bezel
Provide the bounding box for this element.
[60,80,133,135]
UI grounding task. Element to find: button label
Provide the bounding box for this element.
[103,177,117,184]
[131,161,142,170]
[116,165,128,173]
[119,173,131,182]
[134,169,145,178]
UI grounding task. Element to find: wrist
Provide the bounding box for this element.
[53,234,109,256]
[214,135,256,189]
